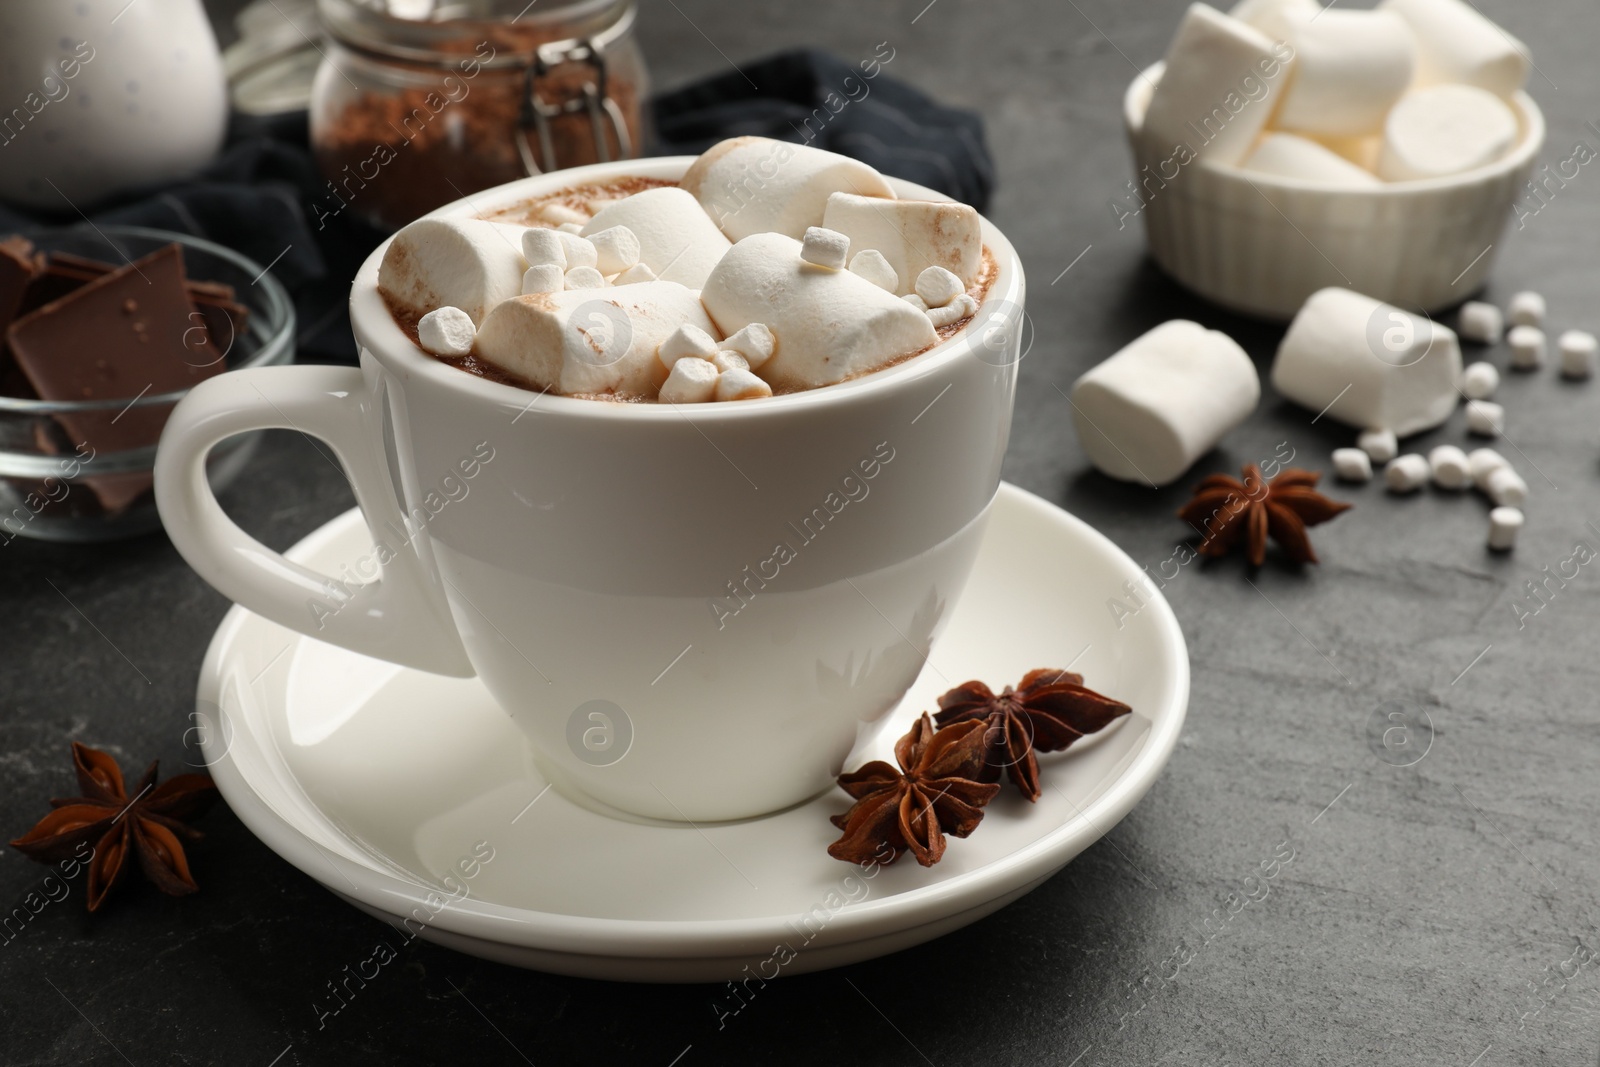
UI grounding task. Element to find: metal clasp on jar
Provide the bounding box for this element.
[515,4,635,174]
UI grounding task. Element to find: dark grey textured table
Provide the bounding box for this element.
[5,1,1599,1064]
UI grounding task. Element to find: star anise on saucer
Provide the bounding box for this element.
[828,713,1001,868]
[1178,464,1351,567]
[934,669,1132,802]
[9,742,219,911]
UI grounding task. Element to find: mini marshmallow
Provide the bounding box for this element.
[1272,10,1417,138]
[416,306,476,357]
[539,202,589,226]
[1141,4,1295,167]
[1238,133,1383,187]
[581,187,733,289]
[903,293,929,312]
[716,367,773,401]
[1467,447,1510,489]
[657,323,720,369]
[612,262,657,286]
[1271,288,1462,436]
[1508,325,1545,370]
[658,357,719,404]
[700,232,937,391]
[521,263,564,295]
[1507,291,1545,328]
[711,350,749,373]
[1460,361,1499,400]
[681,136,896,243]
[1377,85,1518,181]
[1485,465,1528,507]
[1487,506,1523,551]
[927,293,978,329]
[823,193,983,290]
[1070,320,1261,486]
[1429,444,1471,489]
[1358,428,1400,464]
[1558,330,1598,379]
[564,266,606,290]
[1385,453,1430,493]
[800,226,850,270]
[378,217,526,327]
[555,231,598,272]
[587,225,641,276]
[1465,399,1505,436]
[1332,447,1374,482]
[1228,0,1318,40]
[1457,301,1503,344]
[915,266,965,309]
[848,249,900,293]
[721,323,776,369]
[1379,0,1530,97]
[522,227,567,269]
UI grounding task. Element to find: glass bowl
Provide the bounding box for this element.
[0,226,295,542]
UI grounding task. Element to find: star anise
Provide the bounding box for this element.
[934,669,1132,802]
[9,742,219,911]
[1178,464,1351,567]
[828,713,1001,867]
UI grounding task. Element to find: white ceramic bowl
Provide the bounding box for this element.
[1123,62,1545,320]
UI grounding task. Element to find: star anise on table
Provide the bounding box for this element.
[1178,464,1351,567]
[934,668,1133,802]
[828,713,1002,867]
[9,742,219,911]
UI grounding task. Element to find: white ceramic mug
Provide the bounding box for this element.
[156,159,1024,822]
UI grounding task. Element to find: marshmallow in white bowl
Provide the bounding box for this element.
[822,192,983,290]
[1272,10,1417,139]
[1070,319,1260,487]
[1379,0,1530,97]
[580,187,733,289]
[416,306,476,357]
[1228,0,1318,41]
[1239,133,1383,187]
[378,217,527,327]
[658,357,719,404]
[681,137,896,243]
[1377,85,1519,182]
[1271,288,1462,436]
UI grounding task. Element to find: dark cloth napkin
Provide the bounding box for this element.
[0,49,994,365]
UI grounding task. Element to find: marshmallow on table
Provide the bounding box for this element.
[822,192,983,290]
[1507,291,1545,327]
[1271,287,1463,436]
[927,293,978,329]
[1558,330,1597,379]
[1239,133,1383,187]
[1508,325,1545,370]
[800,226,850,270]
[378,217,526,327]
[657,323,720,368]
[416,306,476,357]
[1333,447,1374,482]
[1460,361,1499,400]
[1429,444,1471,489]
[1377,85,1519,181]
[1379,0,1531,97]
[522,263,564,295]
[1457,301,1503,344]
[659,357,719,404]
[700,233,937,391]
[588,226,641,275]
[1485,465,1527,506]
[1465,399,1505,436]
[580,187,733,289]
[720,323,776,370]
[475,280,714,398]
[1141,4,1295,168]
[716,367,773,402]
[848,249,899,293]
[1385,454,1430,493]
[1272,10,1417,138]
[1487,506,1523,551]
[1070,320,1260,487]
[1467,447,1510,489]
[681,136,896,243]
[1358,427,1399,464]
[1228,0,1318,40]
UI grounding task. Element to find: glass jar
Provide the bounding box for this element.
[309,0,647,230]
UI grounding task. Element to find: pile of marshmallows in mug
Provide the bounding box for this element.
[1143,0,1531,183]
[378,136,986,403]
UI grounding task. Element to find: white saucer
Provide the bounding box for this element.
[195,482,1189,982]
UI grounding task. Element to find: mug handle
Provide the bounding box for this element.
[154,365,475,677]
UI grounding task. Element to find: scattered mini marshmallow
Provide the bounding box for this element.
[1141,4,1294,167]
[716,367,774,401]
[658,356,719,404]
[1507,290,1545,328]
[800,226,850,270]
[557,222,585,234]
[1070,320,1261,486]
[681,136,896,243]
[522,228,567,269]
[1460,361,1499,399]
[1378,0,1530,97]
[587,225,641,275]
[521,263,564,295]
[1272,288,1462,436]
[1465,398,1505,436]
[612,262,657,286]
[581,187,732,289]
[1238,133,1384,187]
[1385,453,1430,493]
[1485,465,1528,507]
[1467,447,1510,490]
[1332,447,1374,482]
[1376,85,1518,181]
[1358,427,1400,464]
[416,306,476,357]
[847,248,900,293]
[1558,330,1598,379]
[902,293,929,312]
[1272,10,1417,139]
[823,193,983,290]
[555,231,598,271]
[377,217,527,327]
[927,293,978,329]
[915,266,965,309]
[539,202,589,226]
[657,323,720,369]
[720,323,776,370]
[1487,505,1524,552]
[711,350,749,374]
[1428,444,1471,489]
[1456,301,1503,344]
[1507,325,1545,370]
[563,266,606,290]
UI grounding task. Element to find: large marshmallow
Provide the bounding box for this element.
[580,187,732,289]
[475,280,714,398]
[378,217,526,326]
[1070,320,1260,487]
[1271,287,1462,436]
[822,192,983,290]
[1228,0,1318,41]
[1377,85,1519,181]
[700,232,937,392]
[680,137,895,243]
[1141,4,1296,167]
[1272,10,1417,138]
[1239,133,1383,186]
[1379,0,1530,97]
